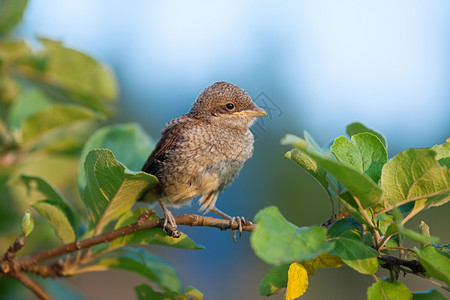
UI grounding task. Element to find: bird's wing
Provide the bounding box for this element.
[141,115,194,174]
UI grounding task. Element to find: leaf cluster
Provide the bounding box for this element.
[250,122,449,299]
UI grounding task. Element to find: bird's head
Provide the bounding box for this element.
[189,81,266,130]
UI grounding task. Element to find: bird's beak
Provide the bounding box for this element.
[232,106,267,117]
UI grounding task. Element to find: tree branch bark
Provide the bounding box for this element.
[3,213,255,276]
[379,253,426,275]
[11,272,51,300]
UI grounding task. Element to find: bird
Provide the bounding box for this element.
[141,81,266,242]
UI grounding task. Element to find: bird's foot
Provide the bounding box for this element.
[230,216,252,243]
[162,208,181,238]
[209,207,251,243]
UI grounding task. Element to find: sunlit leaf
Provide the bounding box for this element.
[378,149,450,212]
[251,206,334,265]
[78,123,154,191]
[20,174,79,235]
[21,210,34,237]
[331,133,387,183]
[346,122,387,148]
[285,262,308,300]
[0,39,31,63]
[284,136,382,208]
[31,200,76,244]
[83,149,158,234]
[303,253,343,276]
[367,280,412,300]
[432,141,450,168]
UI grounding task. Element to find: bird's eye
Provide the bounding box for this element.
[225,103,235,110]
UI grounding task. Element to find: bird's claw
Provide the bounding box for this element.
[162,208,181,238]
[230,216,251,243]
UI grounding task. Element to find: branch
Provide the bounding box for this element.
[11,272,51,300]
[6,213,255,273]
[379,253,426,275]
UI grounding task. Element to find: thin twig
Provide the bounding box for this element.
[11,272,51,300]
[353,196,380,248]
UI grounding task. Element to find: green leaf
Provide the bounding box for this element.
[432,141,450,168]
[111,208,203,250]
[303,130,323,152]
[281,134,307,149]
[20,174,79,234]
[258,263,289,296]
[367,280,412,300]
[98,249,182,293]
[346,122,387,148]
[337,192,367,225]
[303,253,344,275]
[21,210,34,237]
[83,149,158,234]
[378,149,450,212]
[0,39,32,63]
[327,218,363,240]
[418,221,431,248]
[135,284,203,300]
[284,149,328,190]
[292,138,382,208]
[398,226,438,245]
[331,238,379,274]
[22,104,101,145]
[0,74,19,104]
[415,246,450,285]
[251,206,334,265]
[376,213,394,235]
[413,289,447,300]
[331,133,387,183]
[31,200,76,243]
[36,38,117,110]
[7,88,51,128]
[78,123,154,190]
[0,0,28,34]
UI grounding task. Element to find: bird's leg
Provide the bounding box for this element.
[158,197,181,238]
[209,207,251,243]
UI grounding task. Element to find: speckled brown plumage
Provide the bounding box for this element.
[141,81,266,240]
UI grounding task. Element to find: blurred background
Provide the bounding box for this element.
[4,0,450,299]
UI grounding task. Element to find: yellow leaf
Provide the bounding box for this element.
[303,253,344,275]
[285,262,308,300]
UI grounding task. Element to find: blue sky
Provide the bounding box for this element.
[20,0,450,153]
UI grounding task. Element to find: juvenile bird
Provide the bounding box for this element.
[141,81,266,241]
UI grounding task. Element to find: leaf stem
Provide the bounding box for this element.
[377,188,450,214]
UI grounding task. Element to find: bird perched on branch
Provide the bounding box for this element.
[141,81,266,242]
